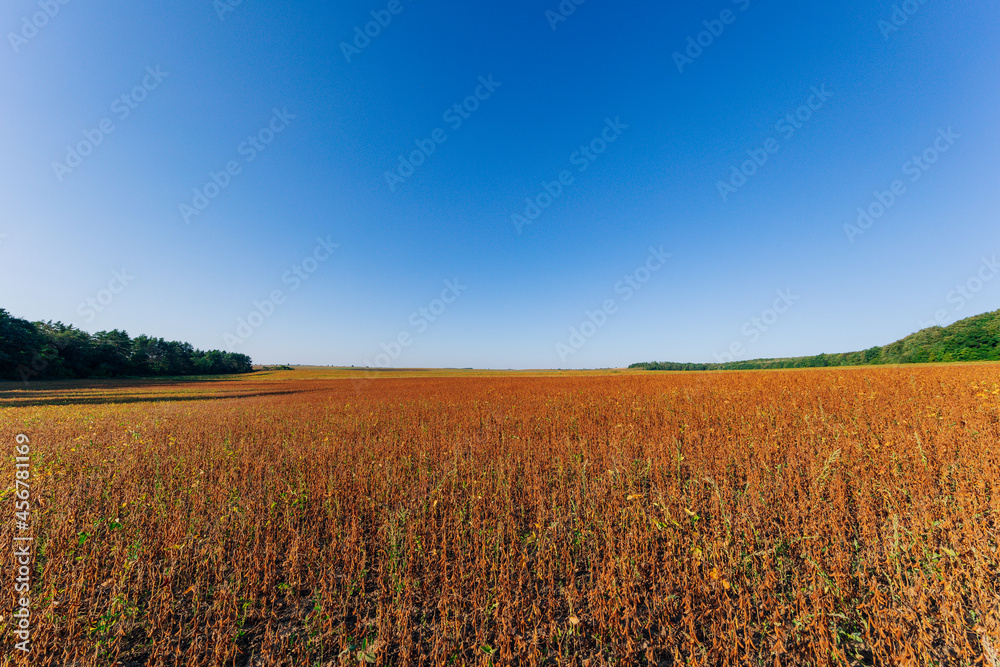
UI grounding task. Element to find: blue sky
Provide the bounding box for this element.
[2,0,998,368]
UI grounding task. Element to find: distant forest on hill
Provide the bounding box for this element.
[0,308,252,382]
[632,309,1000,371]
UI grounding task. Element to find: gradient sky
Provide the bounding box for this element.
[2,0,998,368]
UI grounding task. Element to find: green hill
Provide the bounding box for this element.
[631,308,1000,371]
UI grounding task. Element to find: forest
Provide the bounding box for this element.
[632,308,1000,371]
[0,308,252,381]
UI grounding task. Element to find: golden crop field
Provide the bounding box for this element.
[1,365,999,666]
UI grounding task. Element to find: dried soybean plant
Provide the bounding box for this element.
[0,364,997,665]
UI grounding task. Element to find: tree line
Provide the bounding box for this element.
[631,308,1000,371]
[0,308,252,382]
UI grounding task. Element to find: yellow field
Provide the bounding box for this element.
[1,365,999,666]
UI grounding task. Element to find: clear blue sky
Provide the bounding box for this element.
[2,0,998,368]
